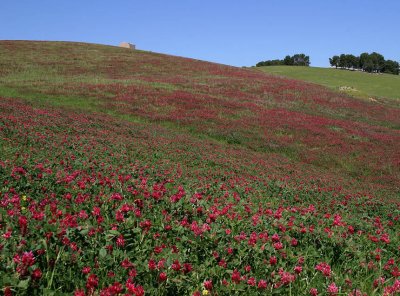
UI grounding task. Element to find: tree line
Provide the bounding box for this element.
[256,54,310,67]
[329,52,399,75]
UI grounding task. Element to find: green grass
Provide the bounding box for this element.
[257,66,400,100]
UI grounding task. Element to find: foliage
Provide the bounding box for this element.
[329,52,399,75]
[256,54,310,67]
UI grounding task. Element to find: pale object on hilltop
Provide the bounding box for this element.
[119,42,136,49]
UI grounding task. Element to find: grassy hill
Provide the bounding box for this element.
[258,65,400,101]
[0,41,399,295]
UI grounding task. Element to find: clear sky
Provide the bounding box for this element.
[1,0,399,67]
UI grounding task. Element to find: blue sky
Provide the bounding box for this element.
[1,0,399,67]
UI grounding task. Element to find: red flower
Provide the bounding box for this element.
[294,265,302,274]
[327,282,338,295]
[159,272,167,282]
[247,277,256,286]
[171,260,181,271]
[204,280,213,290]
[258,279,267,289]
[231,269,241,284]
[86,274,99,290]
[121,258,134,269]
[148,259,156,270]
[183,263,193,274]
[315,262,331,277]
[74,290,85,296]
[31,268,42,280]
[21,251,35,266]
[4,287,12,296]
[116,235,125,247]
[18,216,28,236]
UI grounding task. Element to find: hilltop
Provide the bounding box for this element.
[0,41,399,295]
[258,65,400,101]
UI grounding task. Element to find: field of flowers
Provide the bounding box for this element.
[0,41,399,295]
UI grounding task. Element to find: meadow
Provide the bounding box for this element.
[0,41,399,295]
[258,66,400,101]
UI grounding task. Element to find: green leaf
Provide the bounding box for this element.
[80,229,89,235]
[99,248,107,258]
[17,279,30,289]
[108,229,121,236]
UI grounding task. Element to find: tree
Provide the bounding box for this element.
[283,55,294,65]
[292,54,310,66]
[256,54,310,67]
[359,52,370,71]
[329,52,398,75]
[369,52,385,73]
[346,54,358,69]
[329,55,339,68]
[383,60,399,75]
[338,54,346,68]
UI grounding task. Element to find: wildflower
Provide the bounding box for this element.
[183,263,193,274]
[129,269,137,278]
[310,288,318,296]
[148,259,156,270]
[157,258,166,269]
[327,282,339,295]
[74,290,85,296]
[273,241,283,250]
[348,289,365,296]
[21,251,35,266]
[247,277,256,286]
[203,280,213,291]
[315,262,331,277]
[231,269,241,284]
[258,279,267,289]
[380,233,390,244]
[202,290,209,295]
[171,259,181,271]
[271,233,280,242]
[4,287,12,296]
[294,265,302,274]
[158,272,167,282]
[278,269,296,286]
[373,276,385,287]
[18,216,28,236]
[116,235,125,247]
[2,230,12,239]
[121,258,133,269]
[31,268,42,280]
[86,274,99,290]
[126,280,145,296]
[82,266,91,274]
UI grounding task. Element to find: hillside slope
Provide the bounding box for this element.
[0,41,399,295]
[1,41,399,198]
[258,65,400,101]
